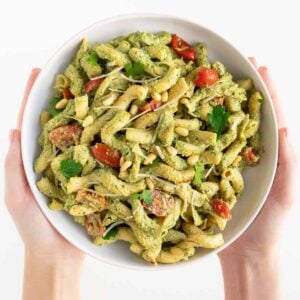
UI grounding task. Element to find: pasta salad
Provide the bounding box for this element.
[35,31,263,264]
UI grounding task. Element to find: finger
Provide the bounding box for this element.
[17,68,41,130]
[5,129,30,205]
[248,57,258,68]
[278,127,291,166]
[258,66,286,129]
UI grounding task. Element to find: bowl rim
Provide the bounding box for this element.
[21,12,278,270]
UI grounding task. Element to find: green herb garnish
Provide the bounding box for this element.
[103,227,118,240]
[207,105,230,138]
[192,163,204,186]
[131,189,153,205]
[60,159,83,179]
[48,96,62,116]
[124,62,145,77]
[148,158,160,168]
[258,98,264,104]
[86,52,99,66]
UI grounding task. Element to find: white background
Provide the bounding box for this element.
[0,0,299,299]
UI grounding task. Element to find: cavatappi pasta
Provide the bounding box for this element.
[35,31,263,264]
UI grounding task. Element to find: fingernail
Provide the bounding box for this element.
[260,66,268,73]
[282,127,288,138]
[9,129,15,144]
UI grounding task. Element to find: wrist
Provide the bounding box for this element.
[218,246,278,264]
[23,249,83,300]
[219,250,282,300]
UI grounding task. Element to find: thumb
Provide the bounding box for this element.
[5,129,31,211]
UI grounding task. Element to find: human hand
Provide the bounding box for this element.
[5,69,84,260]
[5,69,84,300]
[218,60,298,300]
[218,59,297,261]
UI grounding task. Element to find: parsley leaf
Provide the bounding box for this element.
[131,189,153,205]
[48,96,62,116]
[103,227,118,240]
[207,105,230,138]
[192,163,204,186]
[124,62,145,77]
[258,98,264,104]
[86,52,99,66]
[148,158,160,168]
[60,159,83,179]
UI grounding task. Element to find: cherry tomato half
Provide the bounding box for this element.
[195,67,219,88]
[85,214,106,237]
[211,198,232,220]
[91,143,121,168]
[84,78,104,94]
[139,100,162,112]
[62,88,74,99]
[48,124,82,148]
[142,189,174,217]
[76,190,107,211]
[170,34,196,61]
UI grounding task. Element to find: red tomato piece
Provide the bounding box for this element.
[143,189,175,217]
[243,147,259,164]
[91,143,121,168]
[211,198,232,220]
[170,34,196,61]
[195,67,219,88]
[48,124,82,148]
[84,78,103,94]
[139,100,162,112]
[76,190,107,211]
[85,214,106,237]
[62,88,74,99]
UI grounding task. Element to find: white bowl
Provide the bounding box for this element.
[22,13,278,270]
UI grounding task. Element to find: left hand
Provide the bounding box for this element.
[5,69,85,262]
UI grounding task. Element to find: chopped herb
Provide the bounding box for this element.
[87,52,99,66]
[131,189,153,205]
[103,227,118,240]
[207,105,230,138]
[124,62,145,77]
[192,162,204,186]
[48,96,62,116]
[148,158,160,168]
[60,159,83,179]
[258,98,264,104]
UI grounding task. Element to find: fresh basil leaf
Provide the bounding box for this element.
[124,62,145,77]
[48,96,62,116]
[258,98,264,104]
[60,159,83,179]
[103,227,118,240]
[207,105,230,138]
[130,189,153,205]
[87,52,99,66]
[192,163,204,186]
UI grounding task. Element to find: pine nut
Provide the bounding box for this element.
[55,98,68,109]
[102,93,118,106]
[120,160,132,172]
[166,146,177,156]
[82,115,94,127]
[145,178,155,190]
[143,153,157,165]
[180,97,189,105]
[151,92,161,102]
[161,91,168,103]
[175,127,189,137]
[129,104,138,115]
[187,154,199,166]
[120,156,124,166]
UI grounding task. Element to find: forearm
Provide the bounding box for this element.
[219,252,282,300]
[23,250,83,300]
